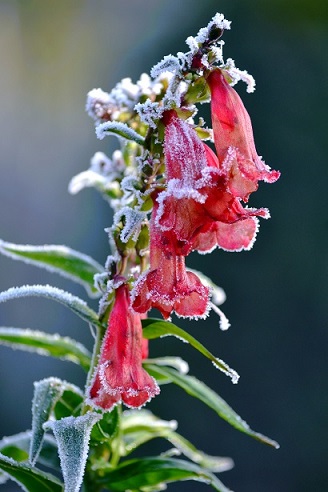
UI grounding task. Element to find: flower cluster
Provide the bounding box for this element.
[70,13,280,412]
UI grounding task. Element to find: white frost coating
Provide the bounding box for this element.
[185,13,231,55]
[210,302,231,331]
[113,207,147,243]
[96,121,144,145]
[150,55,181,80]
[0,284,101,328]
[121,408,178,432]
[135,100,164,129]
[44,413,101,492]
[0,327,91,362]
[85,88,112,121]
[144,356,189,375]
[224,58,256,93]
[0,240,103,298]
[30,377,82,466]
[212,358,239,384]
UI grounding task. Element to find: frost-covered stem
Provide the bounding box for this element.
[82,323,105,414]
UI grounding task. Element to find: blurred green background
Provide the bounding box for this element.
[0,1,327,491]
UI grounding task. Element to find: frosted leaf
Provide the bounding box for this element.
[0,284,102,329]
[150,55,181,79]
[44,413,101,492]
[0,240,104,299]
[122,409,178,433]
[143,357,189,375]
[114,207,147,243]
[223,58,256,93]
[29,378,82,466]
[135,100,164,129]
[96,121,145,146]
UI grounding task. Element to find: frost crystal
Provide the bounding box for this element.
[114,207,147,243]
[224,58,256,93]
[135,100,164,129]
[44,413,101,492]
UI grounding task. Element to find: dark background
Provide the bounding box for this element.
[0,1,327,491]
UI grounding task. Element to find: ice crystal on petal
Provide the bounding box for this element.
[88,283,159,411]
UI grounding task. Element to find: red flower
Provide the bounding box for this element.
[88,283,159,411]
[206,69,280,202]
[156,110,268,253]
[132,199,210,319]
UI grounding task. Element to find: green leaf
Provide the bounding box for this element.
[120,410,233,473]
[96,121,145,146]
[30,378,82,466]
[91,407,120,444]
[0,328,91,371]
[142,319,239,384]
[0,240,103,298]
[99,457,232,492]
[44,412,102,492]
[0,432,60,471]
[53,388,84,420]
[0,284,104,329]
[144,364,279,449]
[0,452,63,492]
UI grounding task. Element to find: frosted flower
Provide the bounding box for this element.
[132,200,210,320]
[207,69,280,202]
[156,110,268,254]
[88,283,159,411]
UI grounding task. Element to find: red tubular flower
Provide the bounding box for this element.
[156,110,268,253]
[88,283,159,411]
[132,199,210,319]
[206,69,280,202]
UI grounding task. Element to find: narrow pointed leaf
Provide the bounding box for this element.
[0,240,103,298]
[30,378,82,466]
[145,364,279,449]
[99,457,232,492]
[0,328,91,371]
[0,453,63,492]
[121,410,233,472]
[44,413,101,492]
[0,285,104,329]
[0,432,60,470]
[142,319,239,384]
[96,121,145,146]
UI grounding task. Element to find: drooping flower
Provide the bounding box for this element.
[88,283,159,411]
[132,199,210,319]
[206,69,280,202]
[156,110,268,254]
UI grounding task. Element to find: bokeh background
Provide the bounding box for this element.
[0,1,327,491]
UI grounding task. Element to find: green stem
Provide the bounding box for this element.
[109,404,123,467]
[82,323,105,414]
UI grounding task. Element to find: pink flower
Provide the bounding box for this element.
[88,283,159,411]
[132,199,210,319]
[156,110,268,253]
[206,69,280,202]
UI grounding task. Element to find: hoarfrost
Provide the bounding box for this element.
[224,58,256,93]
[29,377,82,465]
[96,121,145,145]
[114,207,147,243]
[44,412,101,492]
